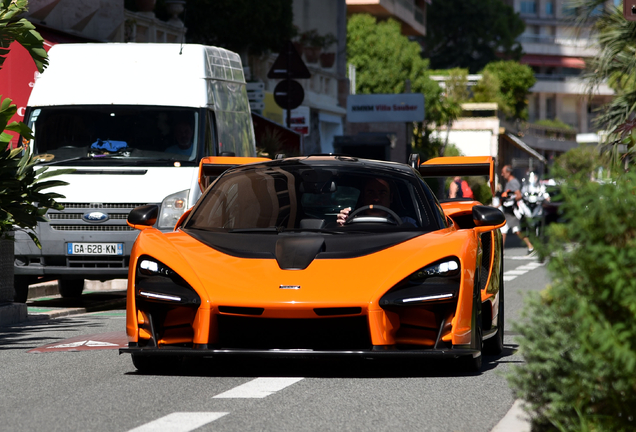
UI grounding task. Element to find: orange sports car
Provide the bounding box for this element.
[120,155,505,373]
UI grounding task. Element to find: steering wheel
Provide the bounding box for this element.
[344,205,403,225]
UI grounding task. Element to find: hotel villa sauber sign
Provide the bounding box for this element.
[346,93,425,123]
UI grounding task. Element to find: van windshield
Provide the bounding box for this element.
[26,105,200,165]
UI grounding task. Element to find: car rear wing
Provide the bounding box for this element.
[198,156,270,192]
[411,155,495,196]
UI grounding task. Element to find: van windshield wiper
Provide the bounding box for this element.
[227,227,282,233]
[39,156,99,166]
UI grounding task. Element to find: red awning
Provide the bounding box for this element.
[0,25,92,148]
[521,54,586,69]
[251,112,303,156]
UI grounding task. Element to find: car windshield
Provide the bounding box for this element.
[185,163,441,233]
[26,105,200,165]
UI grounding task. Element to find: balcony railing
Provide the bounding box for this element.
[518,35,592,47]
[534,73,583,81]
[521,123,578,141]
[395,0,415,13]
[414,7,424,25]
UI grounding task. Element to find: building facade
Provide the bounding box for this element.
[248,0,349,156]
[504,0,616,137]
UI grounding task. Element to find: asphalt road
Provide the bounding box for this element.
[0,246,548,432]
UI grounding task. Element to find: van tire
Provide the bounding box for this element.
[58,279,84,298]
[14,276,31,303]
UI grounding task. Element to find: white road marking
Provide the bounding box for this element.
[213,377,304,398]
[128,412,228,432]
[504,270,528,276]
[503,259,545,281]
[516,263,543,270]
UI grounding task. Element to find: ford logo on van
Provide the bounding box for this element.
[83,211,109,223]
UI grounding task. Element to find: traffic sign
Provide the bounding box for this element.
[246,82,265,101]
[249,101,265,111]
[267,41,311,79]
[274,79,304,111]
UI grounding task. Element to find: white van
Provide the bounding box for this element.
[13,43,256,301]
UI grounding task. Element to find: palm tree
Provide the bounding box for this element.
[569,0,636,167]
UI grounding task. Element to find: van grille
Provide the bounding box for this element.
[62,203,147,209]
[46,202,150,232]
[67,256,128,268]
[51,225,134,231]
[49,213,128,220]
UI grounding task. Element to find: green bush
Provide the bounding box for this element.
[0,146,71,247]
[508,171,636,432]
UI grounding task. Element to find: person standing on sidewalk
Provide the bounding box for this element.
[500,165,535,256]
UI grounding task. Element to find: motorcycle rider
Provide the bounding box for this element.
[500,165,535,256]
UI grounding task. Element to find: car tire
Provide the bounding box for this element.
[484,258,505,355]
[58,279,84,298]
[132,354,183,374]
[13,276,31,303]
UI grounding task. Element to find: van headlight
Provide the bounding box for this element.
[158,189,189,229]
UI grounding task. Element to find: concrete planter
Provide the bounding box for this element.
[320,52,335,68]
[0,231,26,327]
[0,231,14,302]
[303,46,321,64]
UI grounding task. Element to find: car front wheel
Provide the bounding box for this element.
[131,354,183,374]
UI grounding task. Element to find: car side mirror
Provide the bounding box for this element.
[127,205,159,230]
[472,205,505,229]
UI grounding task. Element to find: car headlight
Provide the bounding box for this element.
[135,256,200,306]
[380,258,461,306]
[158,189,189,229]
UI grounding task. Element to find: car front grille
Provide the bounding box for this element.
[217,315,371,350]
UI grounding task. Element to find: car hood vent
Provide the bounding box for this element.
[275,236,325,270]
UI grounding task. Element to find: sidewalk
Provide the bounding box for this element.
[0,279,127,327]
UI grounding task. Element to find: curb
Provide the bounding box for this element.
[491,399,531,432]
[0,279,128,327]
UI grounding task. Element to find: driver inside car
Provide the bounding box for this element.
[337,178,416,226]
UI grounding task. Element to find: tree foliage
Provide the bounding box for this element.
[481,61,535,120]
[565,1,636,168]
[0,0,48,72]
[471,69,502,105]
[347,14,434,95]
[148,0,294,55]
[423,0,525,73]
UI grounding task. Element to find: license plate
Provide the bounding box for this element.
[67,243,123,255]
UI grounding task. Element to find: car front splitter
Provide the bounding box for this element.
[119,346,481,359]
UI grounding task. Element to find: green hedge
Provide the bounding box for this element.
[508,171,636,431]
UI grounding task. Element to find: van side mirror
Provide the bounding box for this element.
[127,205,159,229]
